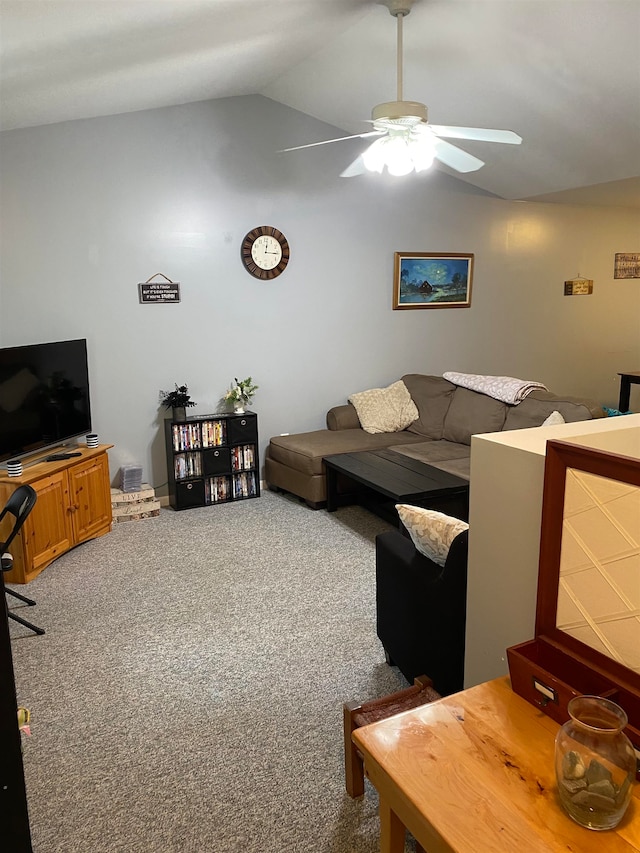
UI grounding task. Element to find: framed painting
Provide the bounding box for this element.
[393,252,474,309]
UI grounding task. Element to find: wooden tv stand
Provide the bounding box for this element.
[0,445,113,584]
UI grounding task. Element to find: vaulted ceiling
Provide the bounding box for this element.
[1,0,639,206]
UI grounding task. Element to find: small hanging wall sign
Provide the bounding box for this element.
[138,273,181,303]
[564,277,593,296]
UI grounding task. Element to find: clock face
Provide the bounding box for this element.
[251,235,282,269]
[241,226,290,280]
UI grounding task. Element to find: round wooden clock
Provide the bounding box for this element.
[241,226,290,280]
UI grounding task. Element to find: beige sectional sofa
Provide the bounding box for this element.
[264,373,604,508]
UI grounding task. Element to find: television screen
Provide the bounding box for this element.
[0,339,92,463]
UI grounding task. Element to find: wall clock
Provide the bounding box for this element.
[241,226,290,280]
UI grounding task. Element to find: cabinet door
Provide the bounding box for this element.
[67,453,112,543]
[22,472,73,576]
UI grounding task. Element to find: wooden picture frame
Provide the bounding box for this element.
[393,252,473,309]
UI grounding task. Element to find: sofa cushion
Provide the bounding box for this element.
[390,440,471,481]
[502,390,603,430]
[348,380,418,434]
[402,374,456,439]
[389,440,470,465]
[442,387,507,445]
[396,504,469,567]
[268,429,425,477]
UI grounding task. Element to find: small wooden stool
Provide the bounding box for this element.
[343,675,441,799]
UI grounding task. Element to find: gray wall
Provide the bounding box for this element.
[1,95,639,491]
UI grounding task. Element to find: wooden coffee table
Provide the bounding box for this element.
[323,448,469,525]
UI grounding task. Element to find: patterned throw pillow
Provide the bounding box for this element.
[396,504,469,567]
[541,410,565,426]
[348,380,418,434]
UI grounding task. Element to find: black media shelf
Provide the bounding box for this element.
[164,412,260,511]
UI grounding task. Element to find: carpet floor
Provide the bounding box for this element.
[10,490,418,852]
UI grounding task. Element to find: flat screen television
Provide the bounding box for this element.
[0,339,92,464]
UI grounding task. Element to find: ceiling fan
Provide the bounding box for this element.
[281,0,522,178]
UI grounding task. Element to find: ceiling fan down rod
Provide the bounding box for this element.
[385,0,414,102]
[372,0,426,123]
[397,11,404,102]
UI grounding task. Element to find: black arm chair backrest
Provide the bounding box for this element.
[1,484,44,635]
[375,526,469,696]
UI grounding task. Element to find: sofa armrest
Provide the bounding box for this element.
[327,403,361,431]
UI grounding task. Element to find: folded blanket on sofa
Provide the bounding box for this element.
[442,372,548,405]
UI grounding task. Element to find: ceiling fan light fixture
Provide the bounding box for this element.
[281,0,521,179]
[362,133,433,177]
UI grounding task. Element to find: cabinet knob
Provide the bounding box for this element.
[214,451,219,457]
[240,419,247,426]
[186,483,193,490]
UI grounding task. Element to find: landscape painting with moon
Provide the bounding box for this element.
[394,252,473,309]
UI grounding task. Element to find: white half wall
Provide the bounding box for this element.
[466,414,640,688]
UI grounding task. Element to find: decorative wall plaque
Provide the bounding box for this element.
[564,278,593,296]
[138,273,181,303]
[613,253,640,279]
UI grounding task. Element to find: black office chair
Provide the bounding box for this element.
[1,484,44,635]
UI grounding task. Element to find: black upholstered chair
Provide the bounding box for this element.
[1,484,44,635]
[375,525,468,696]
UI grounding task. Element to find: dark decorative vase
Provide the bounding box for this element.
[172,407,187,421]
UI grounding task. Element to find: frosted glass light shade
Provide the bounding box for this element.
[361,138,387,173]
[362,133,435,176]
[386,137,413,176]
[410,140,435,172]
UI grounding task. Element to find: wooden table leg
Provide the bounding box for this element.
[379,798,406,853]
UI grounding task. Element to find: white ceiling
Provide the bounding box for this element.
[1,0,639,206]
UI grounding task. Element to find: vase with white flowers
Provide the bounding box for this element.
[224,377,258,413]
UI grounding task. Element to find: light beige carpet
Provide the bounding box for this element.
[10,491,419,852]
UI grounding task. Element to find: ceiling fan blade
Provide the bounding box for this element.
[340,155,367,178]
[279,130,383,153]
[430,125,522,145]
[432,138,485,173]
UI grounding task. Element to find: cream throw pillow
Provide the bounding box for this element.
[542,410,565,426]
[348,380,418,434]
[396,504,469,567]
